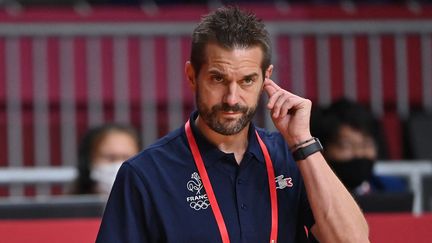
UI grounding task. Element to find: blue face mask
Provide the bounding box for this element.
[330,158,374,190]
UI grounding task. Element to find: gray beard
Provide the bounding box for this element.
[196,92,257,135]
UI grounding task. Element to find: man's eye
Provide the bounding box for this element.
[212,76,224,83]
[242,78,254,85]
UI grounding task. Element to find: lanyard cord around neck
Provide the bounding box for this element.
[185,120,278,243]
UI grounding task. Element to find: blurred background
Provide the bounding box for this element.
[0,0,432,242]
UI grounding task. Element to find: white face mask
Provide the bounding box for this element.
[90,161,123,195]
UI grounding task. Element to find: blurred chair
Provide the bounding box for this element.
[0,166,77,198]
[0,195,105,219]
[374,160,432,214]
[423,175,432,212]
[405,112,432,213]
[406,113,432,161]
[0,166,105,219]
[354,192,414,213]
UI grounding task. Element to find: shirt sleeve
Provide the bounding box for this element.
[96,162,154,243]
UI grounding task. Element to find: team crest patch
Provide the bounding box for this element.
[275,175,293,189]
[186,172,210,211]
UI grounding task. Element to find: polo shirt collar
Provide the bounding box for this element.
[245,124,266,164]
[187,111,266,167]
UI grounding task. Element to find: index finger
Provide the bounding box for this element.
[263,78,281,97]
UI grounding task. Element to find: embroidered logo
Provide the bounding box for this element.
[187,172,203,194]
[275,175,293,189]
[186,172,210,211]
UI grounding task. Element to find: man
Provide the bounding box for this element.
[97,7,369,243]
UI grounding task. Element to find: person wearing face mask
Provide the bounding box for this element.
[312,98,407,195]
[71,123,142,196]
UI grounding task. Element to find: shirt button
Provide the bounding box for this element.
[241,204,247,210]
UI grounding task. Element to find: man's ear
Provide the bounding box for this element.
[185,61,196,91]
[265,64,274,79]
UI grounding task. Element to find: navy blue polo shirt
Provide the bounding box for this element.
[97,112,315,243]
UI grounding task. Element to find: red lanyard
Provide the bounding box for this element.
[185,120,278,243]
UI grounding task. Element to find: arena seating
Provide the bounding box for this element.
[0,4,432,198]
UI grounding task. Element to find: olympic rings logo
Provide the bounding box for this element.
[189,199,210,210]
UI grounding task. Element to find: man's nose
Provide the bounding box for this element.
[224,82,240,106]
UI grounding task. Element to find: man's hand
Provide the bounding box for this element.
[263,78,312,147]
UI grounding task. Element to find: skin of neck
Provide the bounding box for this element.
[195,115,249,163]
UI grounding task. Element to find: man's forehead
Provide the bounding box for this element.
[203,43,261,59]
[202,44,263,66]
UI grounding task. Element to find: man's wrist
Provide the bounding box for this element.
[290,137,315,151]
[286,133,313,148]
[292,137,323,161]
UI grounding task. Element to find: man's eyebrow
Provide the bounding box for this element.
[209,69,227,79]
[208,69,226,77]
[207,70,259,80]
[243,73,259,80]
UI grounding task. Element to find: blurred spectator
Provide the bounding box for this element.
[71,123,142,196]
[312,98,407,195]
